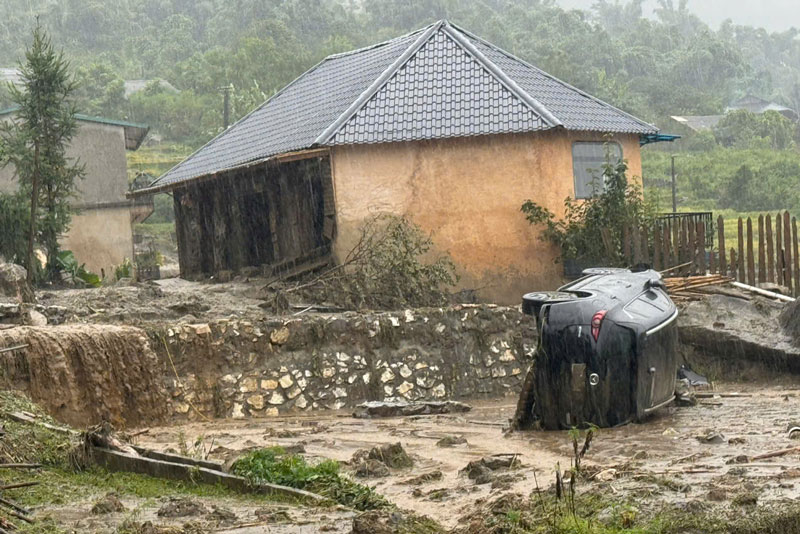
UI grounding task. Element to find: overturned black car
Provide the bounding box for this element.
[514,268,679,430]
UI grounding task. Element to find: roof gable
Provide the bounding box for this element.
[143,21,657,193]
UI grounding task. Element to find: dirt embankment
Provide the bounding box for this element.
[0,325,168,428]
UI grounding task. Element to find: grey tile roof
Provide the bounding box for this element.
[145,21,657,192]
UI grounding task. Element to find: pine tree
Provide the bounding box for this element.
[0,21,84,285]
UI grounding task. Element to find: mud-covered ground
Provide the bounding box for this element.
[134,382,800,530]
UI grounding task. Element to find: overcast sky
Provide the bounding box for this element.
[555,0,800,32]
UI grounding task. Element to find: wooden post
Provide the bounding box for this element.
[681,218,690,273]
[641,226,650,264]
[672,221,680,268]
[653,224,662,271]
[785,211,793,294]
[777,213,784,286]
[687,219,696,273]
[632,225,641,264]
[718,215,726,276]
[758,215,766,284]
[746,217,755,286]
[766,214,775,284]
[731,248,738,281]
[662,225,672,270]
[698,221,706,274]
[623,224,631,265]
[794,217,799,297]
[737,218,745,283]
[709,249,717,275]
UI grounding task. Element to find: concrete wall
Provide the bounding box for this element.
[0,119,133,273]
[331,130,643,304]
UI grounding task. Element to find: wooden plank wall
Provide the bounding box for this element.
[624,211,800,295]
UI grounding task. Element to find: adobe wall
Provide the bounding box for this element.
[330,130,643,304]
[61,206,134,276]
[152,305,536,421]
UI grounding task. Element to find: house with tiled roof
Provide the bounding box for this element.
[133,20,663,303]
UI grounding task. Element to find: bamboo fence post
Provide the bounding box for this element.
[766,214,775,283]
[758,215,766,284]
[672,220,680,267]
[632,225,641,264]
[662,225,672,270]
[653,224,662,271]
[687,219,696,274]
[777,213,784,286]
[641,226,650,264]
[793,217,799,296]
[785,211,793,294]
[698,221,706,274]
[746,218,755,286]
[731,248,738,281]
[737,218,745,283]
[681,218,690,273]
[718,215,726,276]
[710,249,717,275]
[623,224,631,265]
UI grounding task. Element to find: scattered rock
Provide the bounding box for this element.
[436,435,467,448]
[354,442,413,469]
[728,437,747,445]
[352,400,471,418]
[207,505,237,525]
[26,309,48,326]
[354,459,391,478]
[461,454,520,484]
[696,431,725,444]
[593,468,617,482]
[157,497,208,518]
[270,326,290,345]
[254,508,292,522]
[91,492,125,514]
[351,510,432,534]
[0,263,33,303]
[732,492,758,506]
[707,488,728,501]
[402,470,443,486]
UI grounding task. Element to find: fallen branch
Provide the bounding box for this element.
[0,481,38,490]
[750,446,800,461]
[0,344,27,354]
[0,495,31,518]
[731,281,795,302]
[0,464,41,469]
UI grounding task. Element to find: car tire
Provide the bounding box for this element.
[581,267,631,276]
[521,291,580,317]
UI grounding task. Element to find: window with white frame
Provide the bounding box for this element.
[571,142,623,199]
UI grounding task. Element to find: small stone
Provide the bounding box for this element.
[362,372,371,384]
[414,362,429,370]
[279,374,293,389]
[500,349,515,362]
[491,367,507,378]
[265,407,279,416]
[435,324,446,333]
[286,387,302,399]
[381,369,395,383]
[404,309,414,322]
[484,355,495,367]
[26,309,47,326]
[397,381,414,395]
[337,352,351,362]
[189,323,211,335]
[174,403,190,414]
[384,385,394,396]
[261,379,278,390]
[490,344,500,354]
[333,388,347,398]
[295,395,308,409]
[239,377,258,393]
[221,374,237,385]
[432,384,446,398]
[399,364,412,378]
[348,374,358,384]
[297,377,308,389]
[416,375,436,388]
[389,316,400,327]
[322,367,336,379]
[511,368,521,376]
[231,403,245,418]
[268,392,285,405]
[246,394,265,410]
[270,327,290,345]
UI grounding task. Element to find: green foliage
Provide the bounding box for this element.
[232,446,388,510]
[713,110,796,150]
[0,192,31,265]
[522,156,653,267]
[114,257,133,281]
[56,250,101,287]
[0,22,84,284]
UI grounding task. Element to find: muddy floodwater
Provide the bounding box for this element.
[136,382,800,529]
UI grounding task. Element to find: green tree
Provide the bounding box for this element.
[0,22,84,284]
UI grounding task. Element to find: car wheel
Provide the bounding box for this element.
[521,291,580,317]
[581,267,631,276]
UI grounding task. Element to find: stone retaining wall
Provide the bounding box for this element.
[152,305,537,419]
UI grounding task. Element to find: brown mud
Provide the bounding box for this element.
[0,325,168,427]
[136,382,800,529]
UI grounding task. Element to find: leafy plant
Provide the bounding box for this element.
[522,153,654,267]
[56,250,101,288]
[114,257,133,280]
[232,446,388,510]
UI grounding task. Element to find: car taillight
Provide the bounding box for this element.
[591,310,607,341]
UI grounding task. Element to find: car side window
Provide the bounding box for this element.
[572,142,623,199]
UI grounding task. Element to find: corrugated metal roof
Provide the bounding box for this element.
[145,21,657,192]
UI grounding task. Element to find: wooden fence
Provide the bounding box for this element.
[623,212,800,296]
